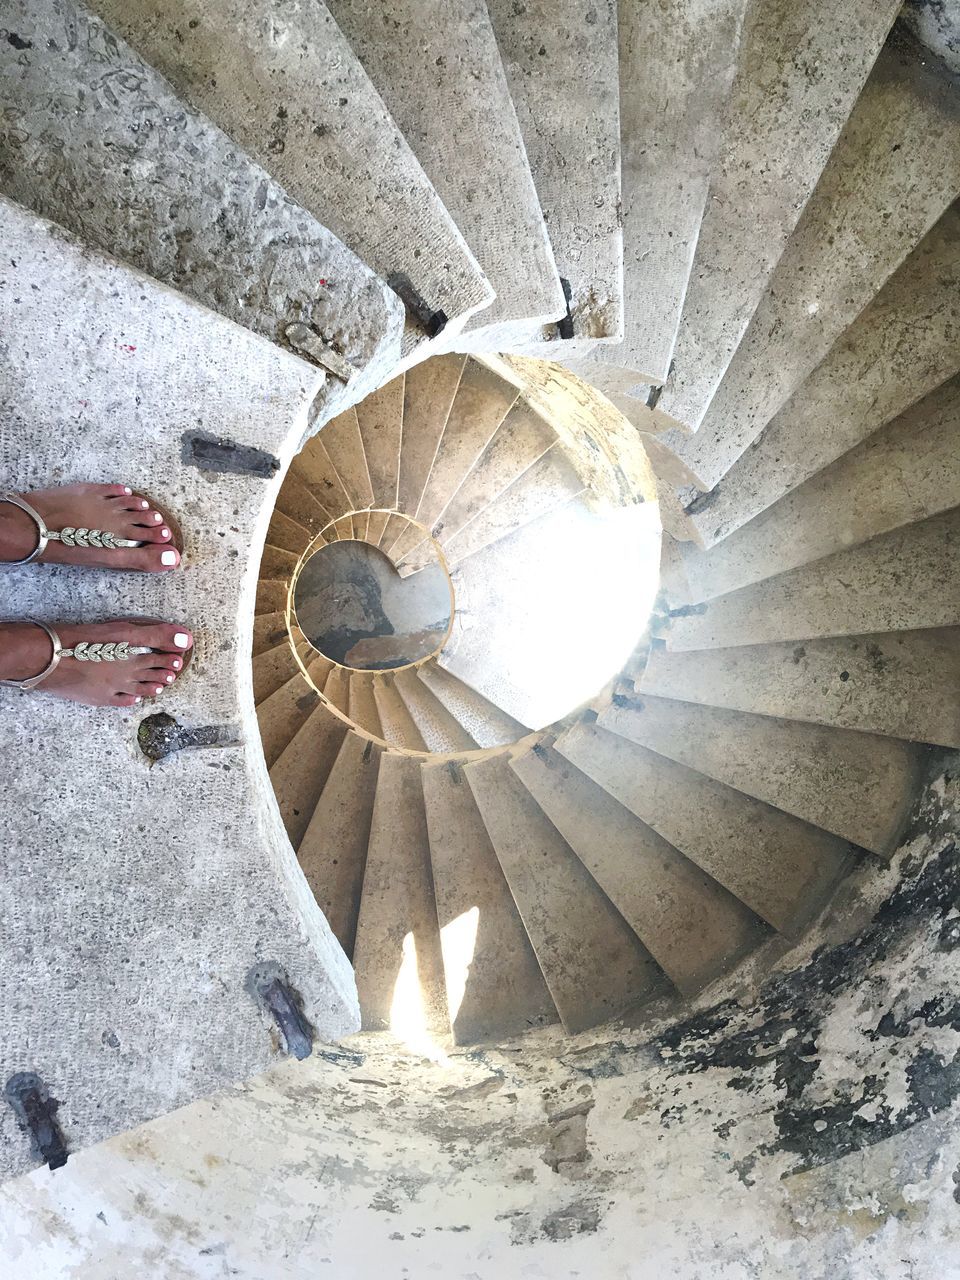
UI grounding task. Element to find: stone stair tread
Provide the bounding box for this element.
[256,655,330,767]
[396,399,558,575]
[0,197,356,1182]
[371,676,429,751]
[392,669,478,753]
[89,0,493,347]
[416,663,529,748]
[465,755,665,1035]
[395,355,466,524]
[293,432,353,518]
[589,0,750,384]
[252,638,309,705]
[556,720,856,938]
[669,203,960,539]
[267,509,312,556]
[322,665,351,714]
[422,760,559,1044]
[511,742,765,995]
[667,505,960,651]
[389,359,520,563]
[641,628,960,749]
[1,0,403,402]
[648,0,900,435]
[316,407,374,510]
[668,375,960,604]
[599,693,922,858]
[298,732,382,956]
[253,610,287,657]
[275,470,336,535]
[485,0,623,343]
[269,703,349,849]
[355,374,404,510]
[254,578,288,617]
[353,755,448,1032]
[327,0,562,333]
[348,673,383,739]
[666,36,960,495]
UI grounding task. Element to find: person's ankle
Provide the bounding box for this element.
[0,622,54,681]
[0,498,39,563]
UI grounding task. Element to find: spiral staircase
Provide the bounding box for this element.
[1,0,960,1234]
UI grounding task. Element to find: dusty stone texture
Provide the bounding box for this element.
[440,497,660,729]
[0,200,359,1182]
[669,203,960,544]
[354,374,404,510]
[465,754,665,1034]
[327,0,563,333]
[557,720,855,939]
[485,0,622,341]
[416,662,527,748]
[902,0,960,73]
[650,0,901,435]
[371,676,429,751]
[589,0,750,382]
[391,668,477,753]
[666,32,960,493]
[511,741,764,995]
[669,375,960,604]
[86,0,493,350]
[600,693,924,857]
[642,627,960,749]
[0,0,403,420]
[667,505,960,652]
[269,701,347,848]
[395,354,466,524]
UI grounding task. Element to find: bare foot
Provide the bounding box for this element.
[0,483,181,572]
[0,620,194,708]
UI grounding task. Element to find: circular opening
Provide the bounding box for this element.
[293,528,454,670]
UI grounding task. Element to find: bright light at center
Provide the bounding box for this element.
[439,907,480,1023]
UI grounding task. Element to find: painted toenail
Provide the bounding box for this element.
[135,696,142,703]
[173,633,190,648]
[140,500,149,509]
[124,486,133,495]
[161,550,177,566]
[153,512,162,522]
[166,674,175,684]
[161,528,170,538]
[155,687,163,696]
[173,658,182,669]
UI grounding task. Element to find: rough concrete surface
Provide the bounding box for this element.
[0,200,359,1181]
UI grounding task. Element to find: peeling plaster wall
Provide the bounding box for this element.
[3,761,960,1278]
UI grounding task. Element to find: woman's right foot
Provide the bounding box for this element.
[0,483,181,572]
[0,620,194,707]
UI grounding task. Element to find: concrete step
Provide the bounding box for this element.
[275,470,337,535]
[663,202,960,539]
[599,693,922,858]
[331,513,356,540]
[648,0,900,435]
[465,755,665,1035]
[484,0,622,343]
[89,0,493,349]
[556,721,855,938]
[253,610,287,657]
[253,639,308,704]
[298,732,382,955]
[291,434,352,518]
[440,499,660,728]
[365,510,392,548]
[392,669,478,753]
[0,0,403,412]
[316,407,374,510]
[421,760,558,1044]
[588,0,750,384]
[256,656,331,766]
[355,374,404,510]
[641,628,960,749]
[322,665,351,715]
[668,376,960,604]
[269,704,348,848]
[0,197,356,1181]
[396,355,466,521]
[663,35,960,495]
[259,543,300,582]
[371,675,429,751]
[511,742,765,996]
[388,360,519,563]
[437,445,587,572]
[667,505,960,651]
[348,672,383,738]
[395,399,558,575]
[353,754,448,1032]
[327,0,562,333]
[416,663,528,748]
[254,578,288,616]
[267,509,312,556]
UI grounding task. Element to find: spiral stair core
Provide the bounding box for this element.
[1,0,959,1200]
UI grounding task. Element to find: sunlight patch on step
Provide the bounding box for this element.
[438,907,480,1025]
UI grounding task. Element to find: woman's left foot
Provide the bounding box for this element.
[0,483,181,572]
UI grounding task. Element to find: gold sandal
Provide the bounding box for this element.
[1,492,144,565]
[0,620,153,691]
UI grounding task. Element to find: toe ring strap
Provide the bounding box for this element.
[0,620,153,691]
[1,493,143,565]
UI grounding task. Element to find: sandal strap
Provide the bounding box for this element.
[1,493,142,565]
[0,621,153,691]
